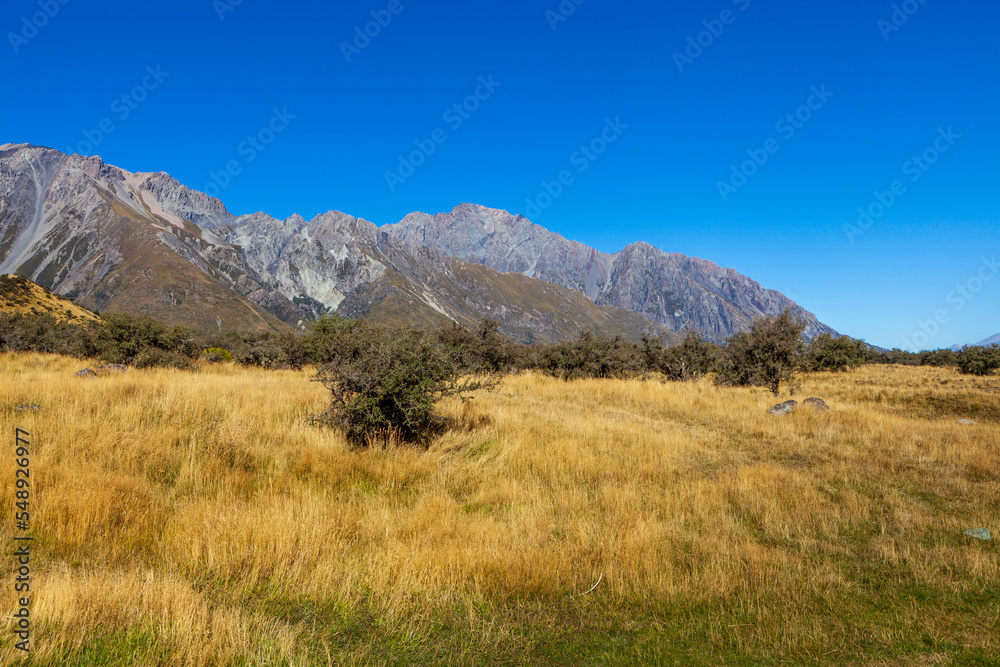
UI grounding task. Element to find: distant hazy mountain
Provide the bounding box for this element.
[0,143,837,343]
[950,334,1000,351]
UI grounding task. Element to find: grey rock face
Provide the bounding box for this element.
[74,368,97,377]
[389,203,614,300]
[129,171,235,231]
[220,210,388,314]
[222,208,663,343]
[0,145,298,329]
[386,204,838,343]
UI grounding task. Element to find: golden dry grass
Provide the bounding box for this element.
[0,353,997,665]
[0,276,98,322]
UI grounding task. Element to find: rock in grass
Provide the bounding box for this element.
[97,364,128,375]
[768,400,798,416]
[74,368,97,378]
[964,528,991,541]
[15,404,41,411]
[803,397,830,411]
[957,419,976,425]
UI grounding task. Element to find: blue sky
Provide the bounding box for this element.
[3,0,998,349]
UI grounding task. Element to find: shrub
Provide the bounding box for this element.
[222,331,308,370]
[715,310,806,396]
[314,323,498,445]
[956,345,1000,376]
[231,336,290,369]
[918,349,958,367]
[643,330,718,381]
[803,334,869,372]
[539,330,644,380]
[95,313,183,365]
[437,318,527,375]
[0,313,99,357]
[303,314,358,365]
[133,347,196,370]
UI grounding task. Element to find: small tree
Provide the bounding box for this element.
[643,330,718,381]
[437,318,526,375]
[96,313,186,365]
[314,324,498,445]
[540,330,644,380]
[957,345,1000,376]
[803,333,869,372]
[715,310,806,396]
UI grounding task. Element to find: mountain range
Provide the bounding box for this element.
[0,143,837,344]
[950,334,1000,351]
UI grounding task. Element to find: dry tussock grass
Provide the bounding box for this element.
[0,353,997,665]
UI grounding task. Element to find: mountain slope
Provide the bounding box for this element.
[0,273,98,321]
[976,334,1000,347]
[0,144,296,332]
[951,334,1000,351]
[220,210,675,344]
[385,203,837,342]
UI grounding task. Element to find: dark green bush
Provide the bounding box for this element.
[95,313,186,365]
[643,330,718,381]
[803,334,869,372]
[539,330,644,380]
[437,318,527,375]
[133,347,196,370]
[302,315,360,366]
[314,323,498,445]
[956,345,1000,376]
[0,313,99,357]
[715,310,806,396]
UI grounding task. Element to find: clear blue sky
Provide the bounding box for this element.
[3,0,997,349]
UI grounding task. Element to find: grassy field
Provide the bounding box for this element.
[1,353,998,666]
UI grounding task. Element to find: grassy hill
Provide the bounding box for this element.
[0,274,99,322]
[1,357,997,665]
